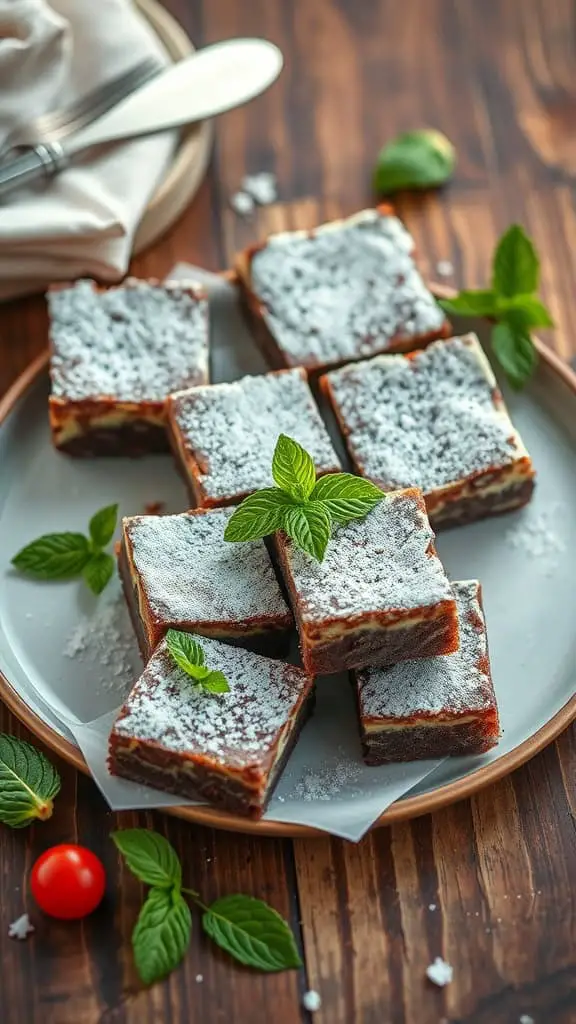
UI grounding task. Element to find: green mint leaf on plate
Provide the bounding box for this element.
[272,434,316,501]
[492,224,539,297]
[132,886,192,985]
[496,294,554,329]
[439,289,498,317]
[11,533,90,580]
[89,503,118,550]
[112,828,182,888]
[491,322,538,390]
[224,489,295,543]
[202,894,302,972]
[310,474,385,525]
[165,631,230,694]
[373,129,455,193]
[282,503,331,562]
[83,551,115,596]
[200,671,230,694]
[0,733,60,828]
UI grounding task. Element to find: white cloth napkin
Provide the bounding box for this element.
[0,0,177,301]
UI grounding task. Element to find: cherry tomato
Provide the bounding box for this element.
[30,844,106,920]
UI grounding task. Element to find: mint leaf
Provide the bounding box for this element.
[374,129,455,193]
[83,552,114,596]
[283,503,331,562]
[492,224,539,297]
[165,630,207,678]
[89,503,118,549]
[224,489,295,543]
[202,894,302,971]
[11,533,90,580]
[132,886,191,985]
[491,322,538,390]
[112,828,181,888]
[0,734,60,828]
[439,290,498,317]
[311,474,385,525]
[200,671,230,694]
[496,295,554,329]
[272,434,316,501]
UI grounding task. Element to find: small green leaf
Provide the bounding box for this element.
[202,894,302,972]
[11,533,90,580]
[112,828,182,888]
[200,671,230,694]
[373,129,455,193]
[272,434,317,501]
[0,734,60,828]
[132,886,192,985]
[89,503,118,549]
[492,224,539,298]
[83,552,114,595]
[491,322,538,389]
[438,289,498,317]
[224,489,295,543]
[165,629,207,677]
[310,474,386,525]
[496,294,554,329]
[282,503,331,562]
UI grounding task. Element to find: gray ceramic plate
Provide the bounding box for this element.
[1,288,575,837]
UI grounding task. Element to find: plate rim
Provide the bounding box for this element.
[1,300,575,838]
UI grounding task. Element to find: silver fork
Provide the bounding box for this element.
[0,55,163,158]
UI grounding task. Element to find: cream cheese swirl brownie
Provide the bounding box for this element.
[108,636,314,819]
[353,580,500,763]
[234,205,450,373]
[167,367,341,508]
[48,278,209,456]
[320,333,535,529]
[275,487,458,675]
[119,508,292,659]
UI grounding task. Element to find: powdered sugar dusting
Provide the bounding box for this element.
[324,335,529,493]
[283,491,453,623]
[290,747,362,801]
[126,508,291,626]
[169,369,341,501]
[113,637,311,767]
[249,209,446,367]
[63,590,140,698]
[49,279,209,401]
[506,504,565,566]
[357,581,493,719]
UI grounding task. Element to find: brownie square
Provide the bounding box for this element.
[119,507,293,659]
[166,367,342,508]
[48,278,209,456]
[108,635,314,818]
[275,487,459,675]
[234,205,450,373]
[320,333,535,530]
[353,580,500,763]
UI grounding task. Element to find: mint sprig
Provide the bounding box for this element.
[439,224,553,389]
[112,828,302,985]
[0,734,61,828]
[11,503,118,596]
[165,630,230,694]
[224,435,386,562]
[373,129,455,193]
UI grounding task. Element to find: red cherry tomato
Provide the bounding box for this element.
[30,844,106,920]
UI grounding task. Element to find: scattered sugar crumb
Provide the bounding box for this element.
[9,913,34,940]
[426,957,453,987]
[517,894,522,899]
[241,172,277,205]
[302,990,322,1012]
[196,974,203,983]
[428,903,437,911]
[519,1016,534,1024]
[436,259,454,277]
[144,501,165,515]
[25,613,33,620]
[290,747,362,802]
[230,191,255,216]
[63,589,140,697]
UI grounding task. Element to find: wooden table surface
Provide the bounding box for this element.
[1,1,576,1021]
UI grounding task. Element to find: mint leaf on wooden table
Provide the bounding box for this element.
[439,224,553,388]
[225,435,386,562]
[202,894,303,971]
[112,829,182,889]
[0,734,60,828]
[132,887,192,985]
[11,503,118,595]
[165,630,230,694]
[373,129,455,193]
